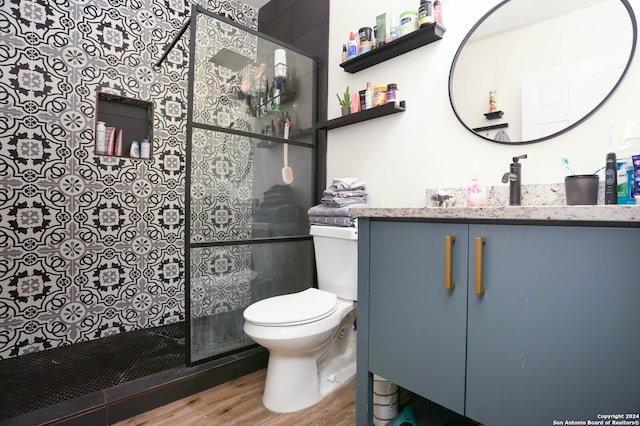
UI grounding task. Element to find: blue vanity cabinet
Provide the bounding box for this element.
[366,220,469,413]
[357,218,640,426]
[465,224,640,425]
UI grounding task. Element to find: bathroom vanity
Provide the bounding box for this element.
[352,206,640,426]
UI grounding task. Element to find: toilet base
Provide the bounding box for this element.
[262,352,356,413]
[263,354,321,413]
[261,311,357,413]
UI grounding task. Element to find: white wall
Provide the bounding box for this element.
[327,0,640,207]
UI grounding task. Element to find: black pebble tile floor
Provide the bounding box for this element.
[0,322,186,421]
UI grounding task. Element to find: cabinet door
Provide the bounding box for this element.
[466,225,640,425]
[368,221,468,413]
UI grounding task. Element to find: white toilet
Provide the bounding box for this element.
[243,225,358,413]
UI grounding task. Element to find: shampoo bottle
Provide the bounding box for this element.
[467,159,487,207]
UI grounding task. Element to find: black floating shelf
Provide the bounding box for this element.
[484,110,504,120]
[473,123,509,132]
[340,23,446,73]
[318,101,406,130]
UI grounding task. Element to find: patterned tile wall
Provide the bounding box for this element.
[0,0,258,359]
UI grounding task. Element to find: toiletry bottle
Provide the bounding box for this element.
[104,126,116,156]
[418,0,434,27]
[347,32,358,59]
[272,85,280,111]
[605,150,617,204]
[140,139,151,159]
[130,140,140,158]
[467,159,487,207]
[95,121,106,155]
[364,82,373,109]
[113,128,123,157]
[341,44,348,63]
[434,0,443,25]
[386,83,399,106]
[389,17,398,41]
[615,123,640,204]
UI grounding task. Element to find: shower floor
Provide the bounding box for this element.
[0,322,186,421]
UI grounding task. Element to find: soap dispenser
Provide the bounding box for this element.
[467,159,487,207]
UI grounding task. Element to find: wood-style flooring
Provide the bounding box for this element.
[114,369,356,426]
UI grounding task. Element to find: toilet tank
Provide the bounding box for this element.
[310,225,358,301]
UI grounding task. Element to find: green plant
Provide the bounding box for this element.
[336,86,351,107]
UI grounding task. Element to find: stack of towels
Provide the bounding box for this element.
[307,177,367,227]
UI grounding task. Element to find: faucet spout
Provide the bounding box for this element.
[504,154,527,206]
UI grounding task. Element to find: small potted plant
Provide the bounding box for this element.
[336,86,351,116]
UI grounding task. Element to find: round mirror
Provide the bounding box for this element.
[449,0,637,144]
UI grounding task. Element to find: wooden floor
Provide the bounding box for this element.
[115,369,356,426]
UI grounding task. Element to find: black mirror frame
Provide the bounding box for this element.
[448,0,638,145]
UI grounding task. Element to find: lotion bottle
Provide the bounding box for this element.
[467,159,487,207]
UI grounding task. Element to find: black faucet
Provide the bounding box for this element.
[502,154,528,206]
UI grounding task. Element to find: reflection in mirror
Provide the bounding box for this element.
[449,0,637,144]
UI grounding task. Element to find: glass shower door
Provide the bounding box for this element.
[185,8,316,364]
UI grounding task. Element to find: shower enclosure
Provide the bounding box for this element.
[161,6,317,364]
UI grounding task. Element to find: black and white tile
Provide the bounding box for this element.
[0,0,258,359]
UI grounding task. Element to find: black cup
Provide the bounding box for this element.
[565,175,599,205]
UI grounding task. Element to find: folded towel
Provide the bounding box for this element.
[307,203,366,217]
[322,188,367,198]
[321,196,368,208]
[309,215,355,227]
[329,177,366,191]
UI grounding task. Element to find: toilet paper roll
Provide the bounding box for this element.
[373,401,399,425]
[373,374,398,396]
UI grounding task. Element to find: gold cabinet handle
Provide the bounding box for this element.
[475,237,486,295]
[445,235,456,289]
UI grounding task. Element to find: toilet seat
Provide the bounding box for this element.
[244,288,337,326]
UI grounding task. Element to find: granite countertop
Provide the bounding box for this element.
[349,205,640,223]
[348,183,640,224]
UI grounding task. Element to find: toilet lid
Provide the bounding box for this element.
[244,288,337,326]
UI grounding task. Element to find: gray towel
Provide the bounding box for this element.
[329,177,366,191]
[309,215,355,227]
[321,196,368,208]
[307,204,366,217]
[494,129,511,142]
[322,188,367,198]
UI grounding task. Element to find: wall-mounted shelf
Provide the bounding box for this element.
[473,123,508,132]
[340,23,446,73]
[318,101,406,130]
[484,110,504,120]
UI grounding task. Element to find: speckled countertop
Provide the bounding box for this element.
[349,183,640,224]
[349,205,640,223]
